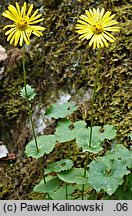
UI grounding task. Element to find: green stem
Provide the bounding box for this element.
[82,151,90,200]
[39,157,46,184]
[89,49,100,148]
[82,49,100,200]
[65,183,68,200]
[72,142,75,162]
[22,46,47,187]
[22,46,39,153]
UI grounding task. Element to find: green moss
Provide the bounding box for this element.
[93,4,132,140]
[0,159,44,199]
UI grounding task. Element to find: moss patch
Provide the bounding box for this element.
[0,158,44,199]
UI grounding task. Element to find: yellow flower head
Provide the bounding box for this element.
[2,2,45,46]
[75,8,120,49]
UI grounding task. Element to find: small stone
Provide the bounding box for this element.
[0,144,9,159]
[0,45,7,61]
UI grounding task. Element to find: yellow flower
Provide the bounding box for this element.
[2,2,45,46]
[75,8,120,49]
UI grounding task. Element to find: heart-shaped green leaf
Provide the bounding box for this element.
[49,185,75,200]
[55,119,75,142]
[58,168,88,184]
[45,159,74,174]
[20,84,36,101]
[33,177,60,193]
[25,135,56,159]
[45,102,77,119]
[88,156,130,196]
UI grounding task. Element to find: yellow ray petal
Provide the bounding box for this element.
[23,32,30,45]
[102,32,115,42]
[96,8,100,22]
[29,14,42,22]
[5,27,16,35]
[20,32,24,46]
[30,25,45,31]
[76,28,92,34]
[93,8,98,22]
[29,9,39,20]
[27,4,33,17]
[97,34,104,47]
[105,27,120,32]
[93,35,98,49]
[8,4,20,19]
[100,34,109,47]
[14,30,21,46]
[32,30,43,37]
[79,32,93,40]
[29,18,44,25]
[2,11,16,22]
[3,24,16,30]
[89,9,94,21]
[104,14,115,23]
[89,35,95,47]
[99,8,105,21]
[10,33,16,44]
[15,2,21,15]
[85,10,95,24]
[102,11,111,22]
[104,31,116,40]
[21,2,27,17]
[76,19,91,26]
[104,20,119,27]
[7,29,17,41]
[78,15,93,26]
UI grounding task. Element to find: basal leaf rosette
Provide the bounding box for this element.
[74,123,116,154]
[106,144,132,169]
[25,135,56,159]
[75,127,103,153]
[73,120,87,129]
[45,102,77,119]
[88,156,130,195]
[58,168,88,185]
[45,159,74,175]
[55,119,75,142]
[33,177,60,193]
[73,121,102,153]
[100,124,117,140]
[49,185,75,200]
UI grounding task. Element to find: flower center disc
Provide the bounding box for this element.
[92,22,104,34]
[17,19,28,30]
